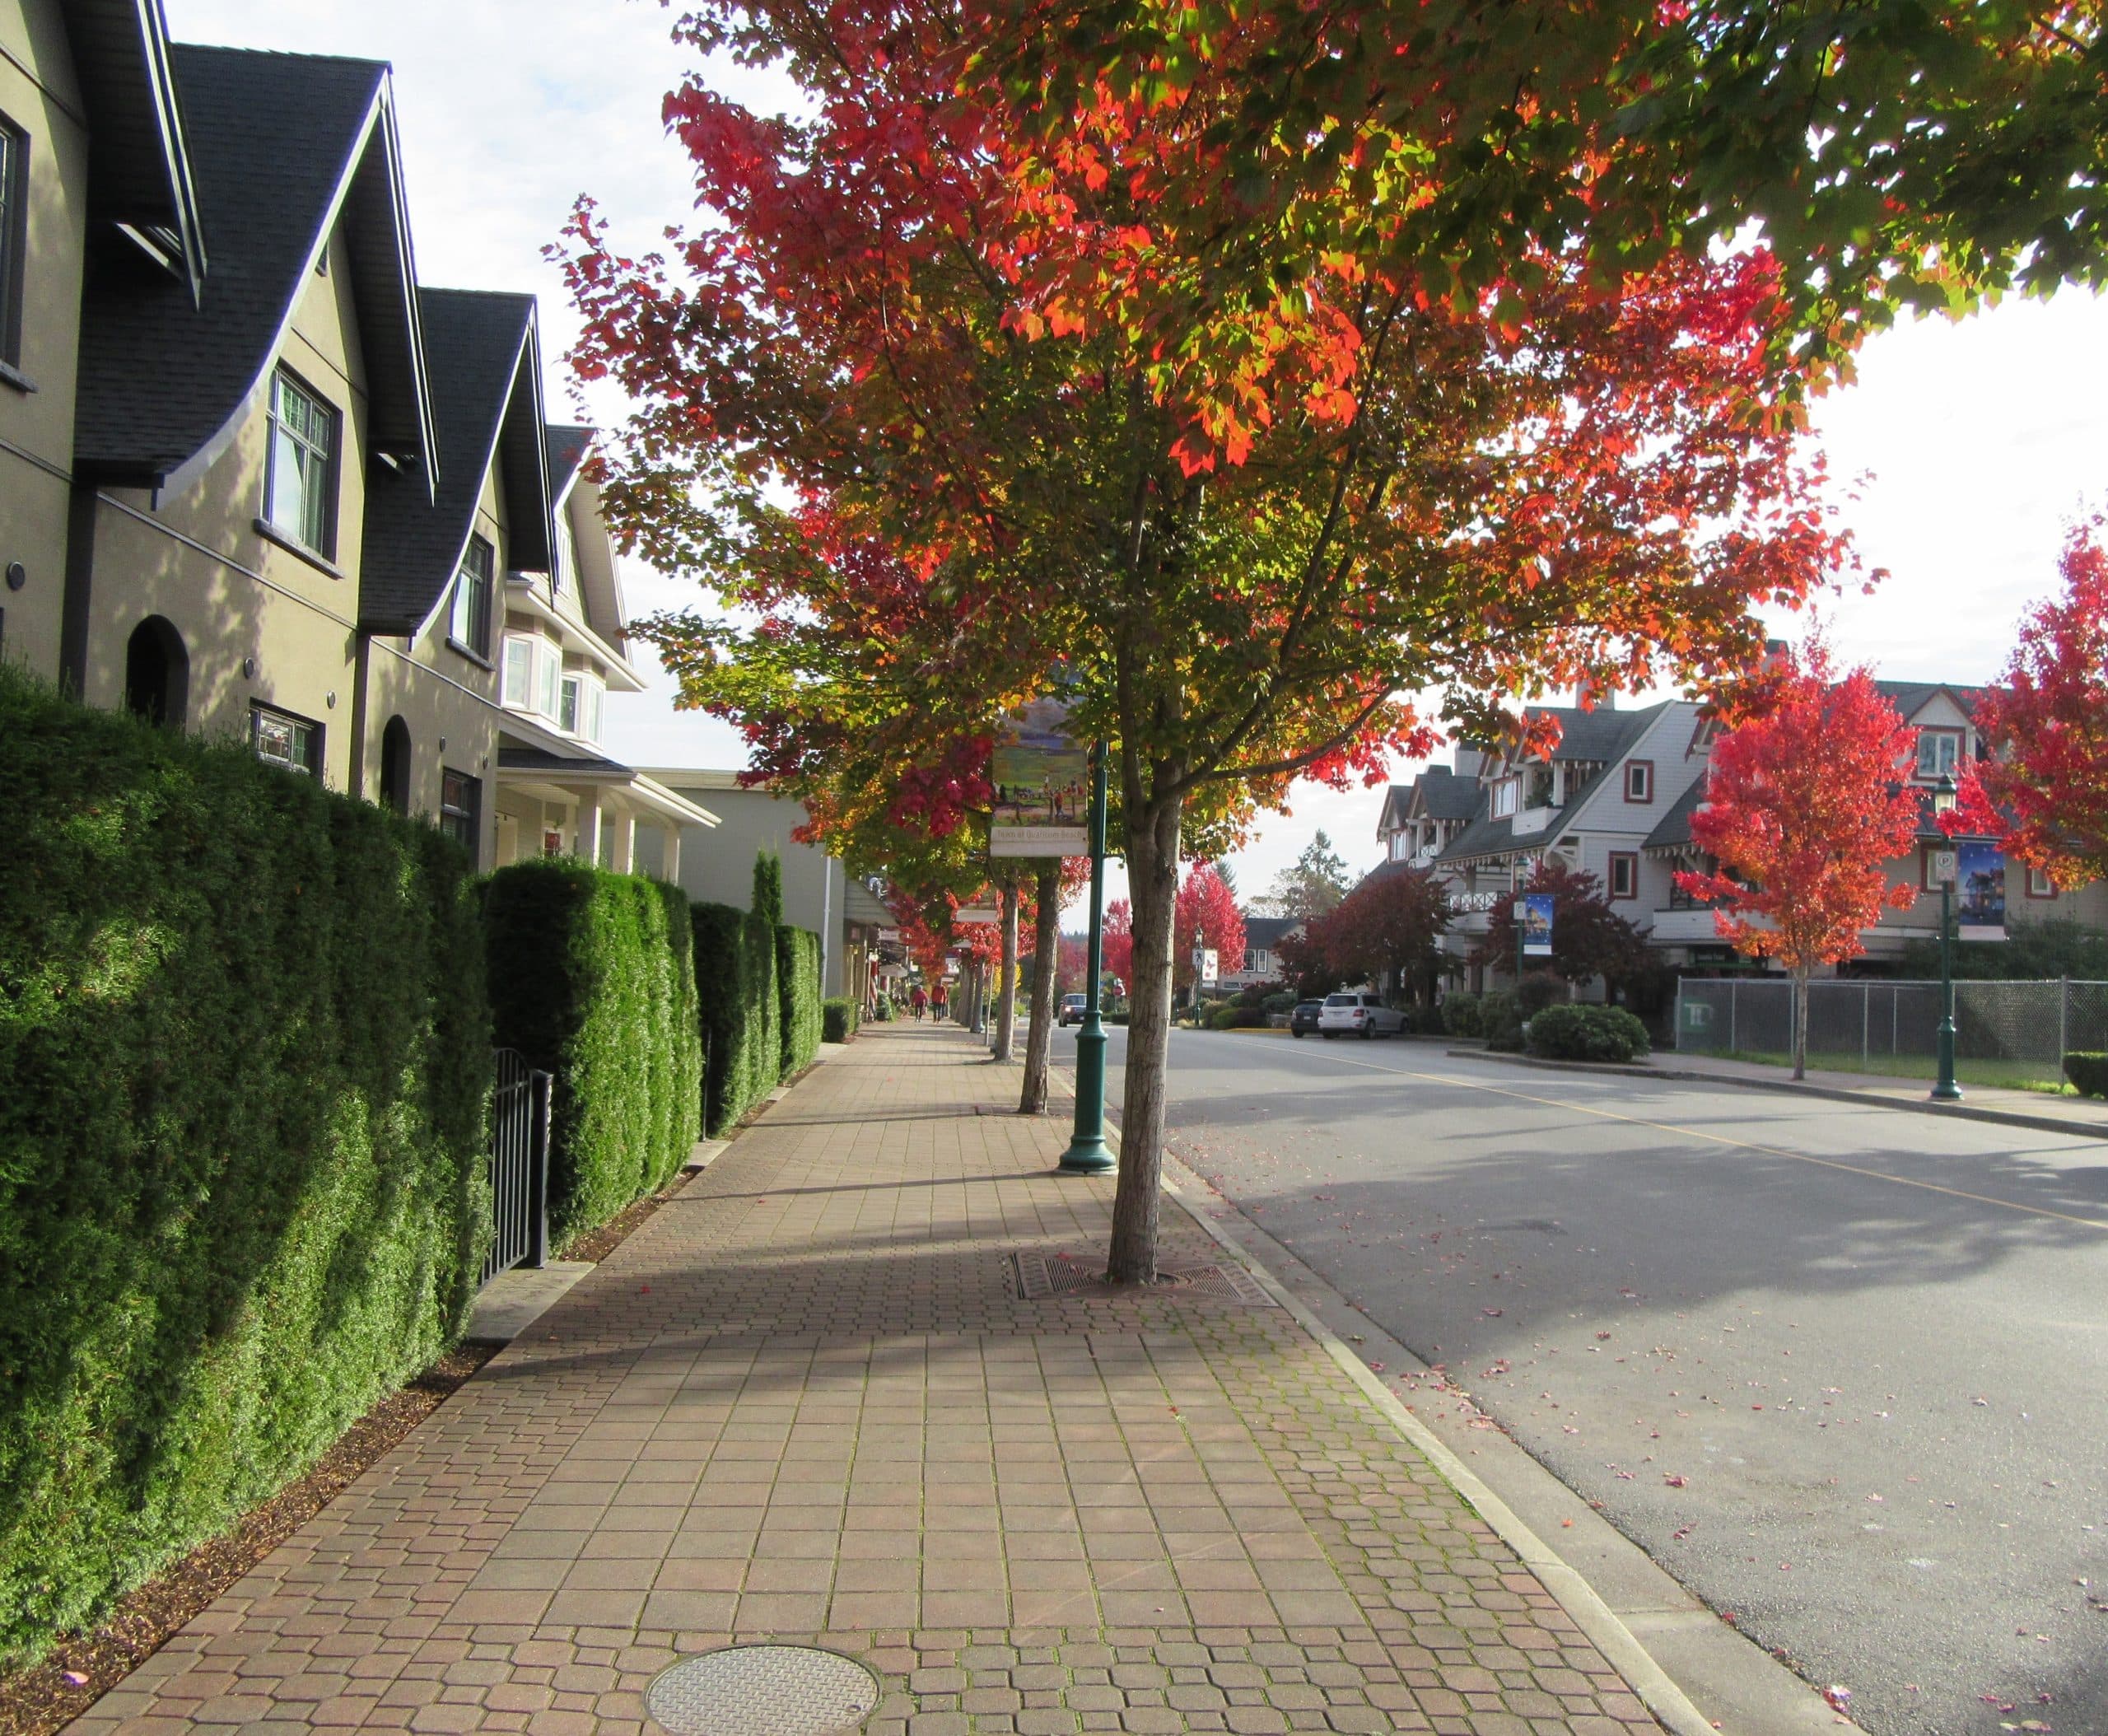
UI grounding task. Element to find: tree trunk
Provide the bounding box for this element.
[1020,860,1060,1113]
[994,881,1019,1062]
[1108,786,1183,1284]
[1793,968,1807,1080]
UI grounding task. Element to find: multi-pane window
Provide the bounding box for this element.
[1490,778,1518,819]
[552,517,579,600]
[1624,760,1653,803]
[2027,866,2055,899]
[502,633,567,721]
[250,703,319,776]
[1915,730,1961,780]
[0,119,25,366]
[440,769,481,858]
[449,536,494,656]
[264,370,336,555]
[1608,852,1639,899]
[560,672,604,742]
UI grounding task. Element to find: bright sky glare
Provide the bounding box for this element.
[168,0,2108,909]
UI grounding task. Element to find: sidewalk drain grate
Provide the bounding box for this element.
[1010,1250,1278,1305]
[645,1645,879,1735]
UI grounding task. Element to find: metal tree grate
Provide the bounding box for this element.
[645,1645,880,1736]
[1008,1250,1278,1306]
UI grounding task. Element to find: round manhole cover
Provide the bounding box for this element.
[645,1645,880,1736]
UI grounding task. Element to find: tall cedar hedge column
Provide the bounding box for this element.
[0,670,489,1665]
[483,860,702,1244]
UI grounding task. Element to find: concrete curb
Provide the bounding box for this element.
[1445,1048,2108,1143]
[1046,1071,1730,1736]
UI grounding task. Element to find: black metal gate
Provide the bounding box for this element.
[483,1048,552,1283]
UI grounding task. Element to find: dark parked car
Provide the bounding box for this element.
[1289,1000,1324,1038]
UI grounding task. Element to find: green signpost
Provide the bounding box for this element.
[1060,744,1115,1174]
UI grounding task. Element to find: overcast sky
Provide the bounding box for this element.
[170,0,2108,911]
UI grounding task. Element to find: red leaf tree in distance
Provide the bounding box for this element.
[1479,860,1651,990]
[1676,641,1921,1079]
[1951,519,2108,889]
[1173,864,1246,996]
[1285,866,1448,1001]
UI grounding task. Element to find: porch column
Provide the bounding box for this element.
[660,823,682,883]
[572,791,603,865]
[609,810,637,875]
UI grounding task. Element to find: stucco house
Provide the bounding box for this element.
[0,0,700,873]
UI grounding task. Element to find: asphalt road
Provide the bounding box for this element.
[1052,1023,2108,1736]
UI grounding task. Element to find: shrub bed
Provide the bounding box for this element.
[778,927,823,1077]
[0,671,488,1665]
[1527,1004,1653,1063]
[822,996,858,1043]
[483,861,701,1244]
[691,901,779,1136]
[2065,1052,2108,1098]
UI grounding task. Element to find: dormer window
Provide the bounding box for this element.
[264,369,337,557]
[1916,730,1961,780]
[1490,777,1519,819]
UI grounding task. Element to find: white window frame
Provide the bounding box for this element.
[1490,777,1519,819]
[552,516,579,600]
[502,633,565,721]
[2026,866,2055,899]
[264,368,337,557]
[1915,729,1962,781]
[1624,760,1653,803]
[250,702,320,777]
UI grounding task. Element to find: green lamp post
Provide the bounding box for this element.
[1060,743,1116,1173]
[1930,772,1962,1103]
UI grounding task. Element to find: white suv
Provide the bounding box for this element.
[1317,992,1405,1039]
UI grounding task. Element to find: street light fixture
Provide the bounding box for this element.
[1929,772,1962,1103]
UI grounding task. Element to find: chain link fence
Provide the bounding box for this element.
[1673,978,2108,1071]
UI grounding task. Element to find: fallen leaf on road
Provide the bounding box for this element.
[1822,1687,1852,1713]
[1483,1308,1503,1317]
[1665,1474,1689,1487]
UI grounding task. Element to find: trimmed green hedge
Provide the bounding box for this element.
[692,900,777,1136]
[484,861,701,1244]
[2065,1052,2108,1099]
[1527,1004,1652,1063]
[779,926,823,1078]
[822,997,858,1043]
[0,670,488,1665]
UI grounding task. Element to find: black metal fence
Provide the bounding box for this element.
[483,1047,552,1283]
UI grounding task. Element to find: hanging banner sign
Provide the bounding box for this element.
[989,697,1090,857]
[954,905,1001,924]
[1192,948,1219,987]
[1956,839,2008,940]
[1521,894,1555,958]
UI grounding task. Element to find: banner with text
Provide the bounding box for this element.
[989,698,1090,857]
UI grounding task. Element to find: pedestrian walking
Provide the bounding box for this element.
[932,984,949,1021]
[910,985,927,1020]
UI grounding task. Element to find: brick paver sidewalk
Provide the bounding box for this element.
[76,1024,1663,1735]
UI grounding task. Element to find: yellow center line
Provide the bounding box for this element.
[1229,1043,2108,1234]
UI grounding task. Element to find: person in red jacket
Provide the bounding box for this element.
[910,984,928,1020]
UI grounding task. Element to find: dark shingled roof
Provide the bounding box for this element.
[361,289,552,632]
[1411,764,1483,821]
[74,44,434,490]
[497,746,632,777]
[1644,777,1709,851]
[1436,704,1665,864]
[546,426,594,503]
[1241,917,1300,950]
[63,0,207,299]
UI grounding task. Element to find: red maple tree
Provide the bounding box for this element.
[1173,865,1246,995]
[1285,866,1448,999]
[1099,900,1135,995]
[1676,642,1922,1079]
[556,0,1859,1279]
[1478,860,1651,988]
[1951,520,2108,888]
